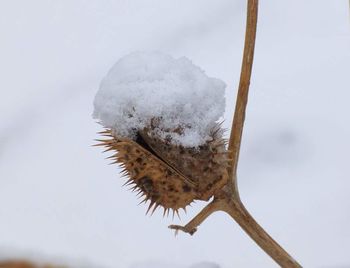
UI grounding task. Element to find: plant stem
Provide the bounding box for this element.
[170,1,302,267]
[226,0,302,266]
[227,0,258,194]
[222,197,301,267]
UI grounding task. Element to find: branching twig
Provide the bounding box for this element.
[169,1,302,267]
[169,198,224,235]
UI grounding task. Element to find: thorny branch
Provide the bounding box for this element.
[169,0,302,267]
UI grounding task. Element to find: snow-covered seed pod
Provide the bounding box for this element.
[139,122,229,202]
[95,122,228,215]
[93,52,228,216]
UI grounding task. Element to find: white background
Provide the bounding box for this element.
[0,1,349,267]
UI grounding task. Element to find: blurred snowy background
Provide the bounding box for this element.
[0,1,349,267]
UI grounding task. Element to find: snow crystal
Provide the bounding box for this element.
[93,51,226,147]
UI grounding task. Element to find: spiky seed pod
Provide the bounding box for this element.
[96,122,228,215]
[139,124,229,201]
[96,130,197,215]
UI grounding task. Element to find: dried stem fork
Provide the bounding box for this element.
[169,1,302,267]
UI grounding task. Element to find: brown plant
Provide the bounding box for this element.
[0,260,63,268]
[95,0,302,267]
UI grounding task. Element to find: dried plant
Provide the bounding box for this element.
[96,123,228,217]
[95,0,302,266]
[0,260,63,268]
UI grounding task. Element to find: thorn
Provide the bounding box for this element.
[151,203,160,215]
[121,171,129,177]
[121,170,129,175]
[175,209,181,220]
[92,143,106,147]
[138,197,148,205]
[102,147,114,153]
[120,173,129,179]
[128,185,138,192]
[136,189,144,197]
[97,129,111,134]
[94,139,112,143]
[146,201,155,215]
[98,131,113,137]
[122,179,134,187]
[105,153,118,159]
[98,133,113,137]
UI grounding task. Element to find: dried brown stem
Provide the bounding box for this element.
[227,0,258,194]
[169,199,224,235]
[169,0,302,267]
[222,197,301,267]
[224,1,301,266]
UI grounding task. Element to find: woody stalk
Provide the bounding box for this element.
[169,1,302,267]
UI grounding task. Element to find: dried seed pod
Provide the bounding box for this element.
[96,122,228,215]
[93,52,228,216]
[139,124,229,201]
[96,129,197,215]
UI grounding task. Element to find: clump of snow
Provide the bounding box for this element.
[93,51,226,147]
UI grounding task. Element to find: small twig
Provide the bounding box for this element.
[169,198,224,235]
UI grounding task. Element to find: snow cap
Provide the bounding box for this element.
[93,51,226,147]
